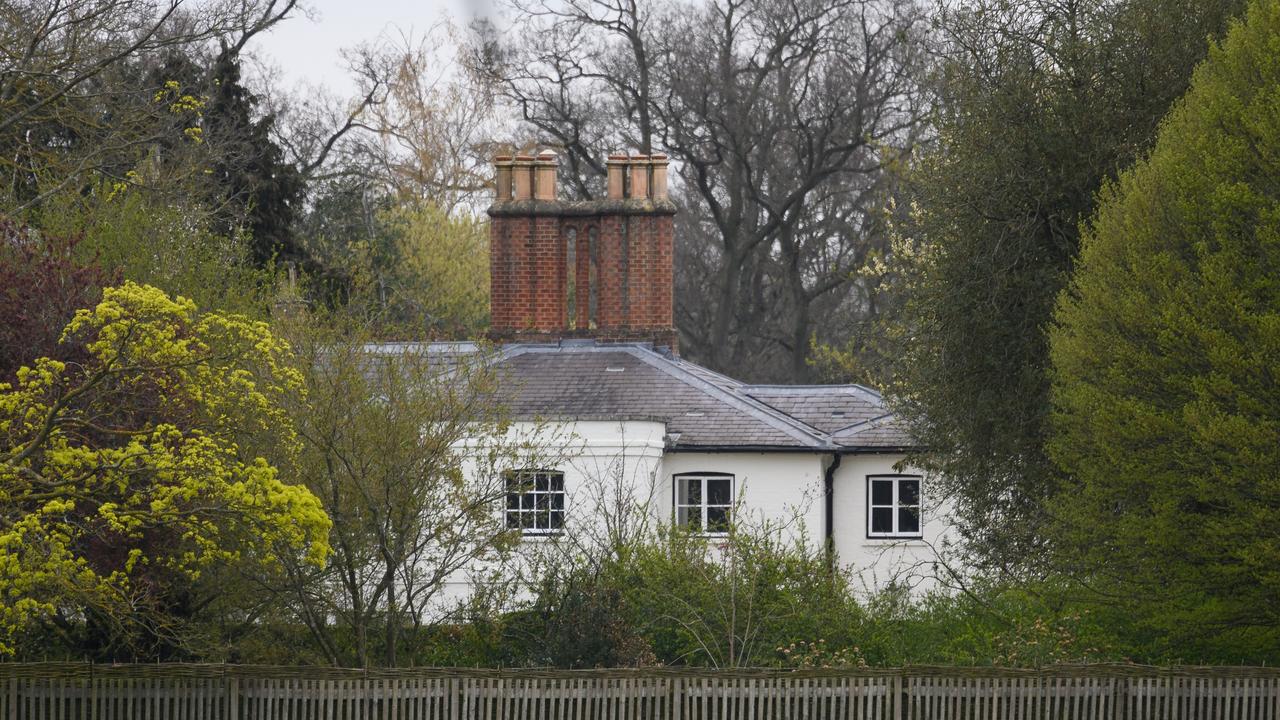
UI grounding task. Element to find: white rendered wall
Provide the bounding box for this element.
[656,452,827,549]
[433,425,950,615]
[435,419,668,613]
[830,454,952,593]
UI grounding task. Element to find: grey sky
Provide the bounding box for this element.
[248,0,498,97]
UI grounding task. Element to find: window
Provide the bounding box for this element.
[867,475,923,538]
[674,473,733,534]
[505,470,565,535]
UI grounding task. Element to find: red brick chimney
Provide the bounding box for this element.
[488,150,677,351]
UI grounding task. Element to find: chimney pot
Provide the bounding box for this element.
[628,155,650,200]
[607,154,628,200]
[513,155,535,200]
[534,151,558,201]
[494,155,514,202]
[649,154,669,201]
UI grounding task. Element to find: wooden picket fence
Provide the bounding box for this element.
[1,663,1278,719]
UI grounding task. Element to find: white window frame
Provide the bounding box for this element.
[866,474,923,539]
[673,473,734,536]
[505,470,566,536]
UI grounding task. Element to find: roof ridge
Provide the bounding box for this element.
[673,358,745,387]
[832,412,896,437]
[621,346,832,449]
[743,383,884,401]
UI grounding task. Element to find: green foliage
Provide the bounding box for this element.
[852,582,1127,667]
[615,528,864,668]
[0,283,330,659]
[505,523,865,669]
[268,311,550,667]
[1048,0,1280,651]
[300,200,490,338]
[890,0,1246,568]
[39,187,272,317]
[376,203,489,337]
[493,528,1209,668]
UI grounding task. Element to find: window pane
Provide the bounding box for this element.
[550,474,564,491]
[677,506,701,532]
[898,507,920,534]
[535,493,548,510]
[678,478,701,505]
[899,479,920,506]
[506,493,519,510]
[535,510,550,529]
[506,511,519,529]
[535,473,549,492]
[871,480,893,505]
[520,511,535,529]
[550,510,565,529]
[871,507,893,534]
[706,478,731,505]
[706,506,730,533]
[550,493,564,510]
[686,476,706,504]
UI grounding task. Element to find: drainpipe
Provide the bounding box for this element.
[823,452,842,572]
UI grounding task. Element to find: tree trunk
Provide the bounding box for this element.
[384,583,398,667]
[708,247,743,369]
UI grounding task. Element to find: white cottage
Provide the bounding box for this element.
[395,150,948,604]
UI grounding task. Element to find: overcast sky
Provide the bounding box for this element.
[247,0,499,97]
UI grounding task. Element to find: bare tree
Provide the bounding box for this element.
[0,0,303,210]
[274,317,565,667]
[472,0,927,381]
[296,21,504,215]
[470,0,657,199]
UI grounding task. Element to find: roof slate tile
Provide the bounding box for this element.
[370,341,914,451]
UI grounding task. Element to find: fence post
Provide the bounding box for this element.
[893,670,903,720]
[671,674,682,720]
[228,673,240,720]
[1114,674,1128,720]
[7,676,15,720]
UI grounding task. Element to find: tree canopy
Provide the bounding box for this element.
[0,282,330,658]
[1047,0,1280,651]
[887,0,1245,570]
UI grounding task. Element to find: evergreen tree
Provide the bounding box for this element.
[141,47,307,268]
[891,0,1245,570]
[1049,0,1280,650]
[203,49,306,267]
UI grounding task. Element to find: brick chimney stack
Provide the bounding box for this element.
[488,150,677,351]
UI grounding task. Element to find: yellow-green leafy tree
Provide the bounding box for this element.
[385,204,489,337]
[317,202,489,339]
[0,282,330,658]
[1049,0,1280,658]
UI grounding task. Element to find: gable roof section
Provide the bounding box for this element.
[741,384,887,433]
[496,343,828,449]
[830,413,913,449]
[366,340,915,451]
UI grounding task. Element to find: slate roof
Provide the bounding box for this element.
[742,385,887,433]
[367,340,914,452]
